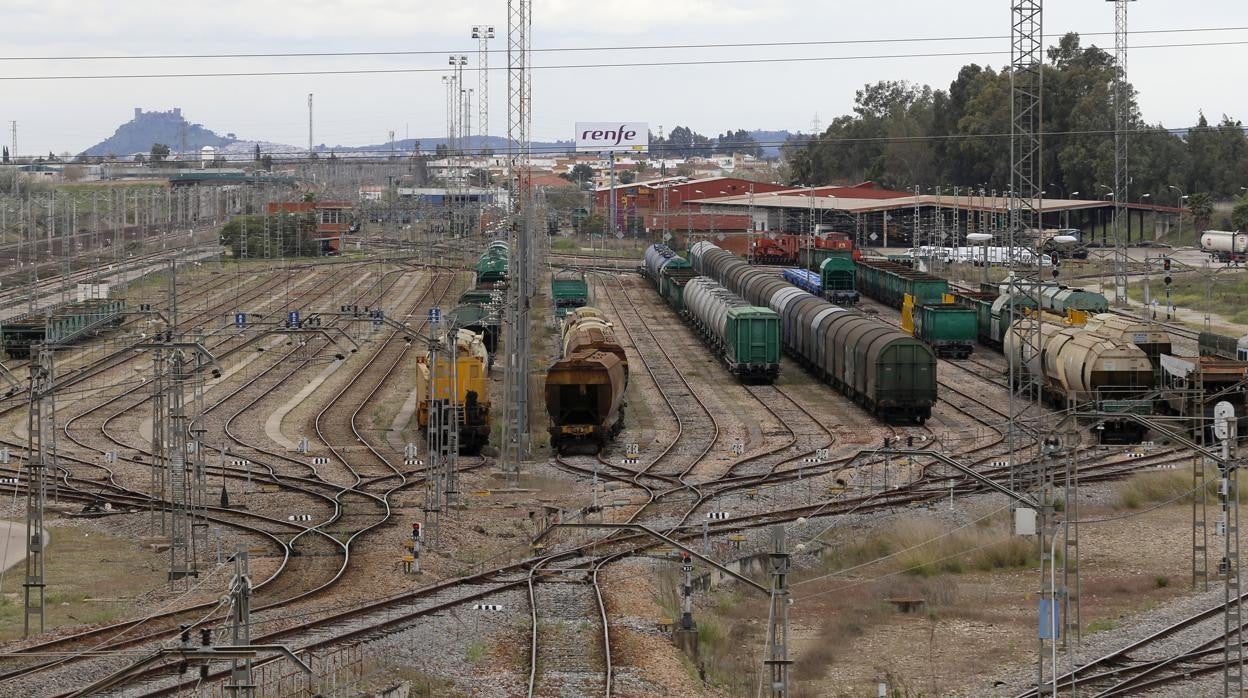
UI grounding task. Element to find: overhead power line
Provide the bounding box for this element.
[0,25,1244,61]
[0,38,1246,81]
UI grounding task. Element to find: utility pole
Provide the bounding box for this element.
[226,547,254,697]
[9,121,16,160]
[763,525,792,697]
[307,93,314,158]
[23,348,54,638]
[1109,0,1137,305]
[501,0,533,483]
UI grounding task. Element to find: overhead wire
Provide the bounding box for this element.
[0,25,1244,61]
[1,39,1247,81]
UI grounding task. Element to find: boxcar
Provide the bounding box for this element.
[912,303,977,359]
[690,241,936,422]
[820,257,859,305]
[683,277,780,382]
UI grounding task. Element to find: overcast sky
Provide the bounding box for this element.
[5,0,1248,155]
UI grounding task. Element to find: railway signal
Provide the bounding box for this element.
[0,448,9,464]
[297,438,310,454]
[472,604,503,611]
[288,514,312,522]
[731,438,744,456]
[234,312,246,329]
[311,457,330,465]
[679,551,696,633]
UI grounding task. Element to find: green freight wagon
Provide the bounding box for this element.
[725,306,781,378]
[800,246,853,273]
[660,267,699,312]
[856,259,949,308]
[1,298,127,359]
[551,274,589,318]
[912,303,977,359]
[819,257,859,305]
[475,254,509,286]
[949,290,1000,347]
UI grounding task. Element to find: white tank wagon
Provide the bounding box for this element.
[1005,318,1155,442]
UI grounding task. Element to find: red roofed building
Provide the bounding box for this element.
[265,200,354,253]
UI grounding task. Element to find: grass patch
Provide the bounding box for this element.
[820,516,1040,578]
[1086,618,1118,634]
[1127,268,1248,326]
[0,523,168,641]
[1115,466,1248,509]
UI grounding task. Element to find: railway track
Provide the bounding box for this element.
[0,263,445,690]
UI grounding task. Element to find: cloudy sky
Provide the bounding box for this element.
[5,0,1248,155]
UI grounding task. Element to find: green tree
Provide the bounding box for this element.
[1188,192,1215,231]
[254,143,261,162]
[260,154,274,171]
[618,170,636,185]
[220,213,321,259]
[580,213,606,237]
[1231,195,1248,232]
[564,163,596,188]
[150,143,170,162]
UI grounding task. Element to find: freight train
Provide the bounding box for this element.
[475,240,509,287]
[1004,316,1155,443]
[691,242,937,423]
[1,298,127,359]
[1200,330,1248,361]
[645,245,781,382]
[448,288,502,354]
[415,328,492,454]
[782,266,859,306]
[853,258,977,359]
[679,277,781,382]
[551,271,589,319]
[545,307,629,453]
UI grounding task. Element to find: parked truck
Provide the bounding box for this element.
[1201,230,1248,263]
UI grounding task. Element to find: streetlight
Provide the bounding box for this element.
[1168,185,1188,245]
[967,232,992,284]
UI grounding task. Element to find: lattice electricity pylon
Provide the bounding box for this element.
[500,0,533,482]
[1007,0,1047,501]
[473,25,494,150]
[23,347,54,638]
[1109,0,1137,305]
[166,350,196,584]
[150,347,168,534]
[423,330,449,549]
[763,526,792,697]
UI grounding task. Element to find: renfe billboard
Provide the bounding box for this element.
[575,122,648,153]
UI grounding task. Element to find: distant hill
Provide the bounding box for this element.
[80,109,791,159]
[333,135,574,156]
[748,130,797,158]
[82,108,236,157]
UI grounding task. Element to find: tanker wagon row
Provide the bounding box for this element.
[691,241,937,423]
[544,308,629,453]
[1004,317,1156,443]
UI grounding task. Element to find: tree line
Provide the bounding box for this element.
[786,33,1248,215]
